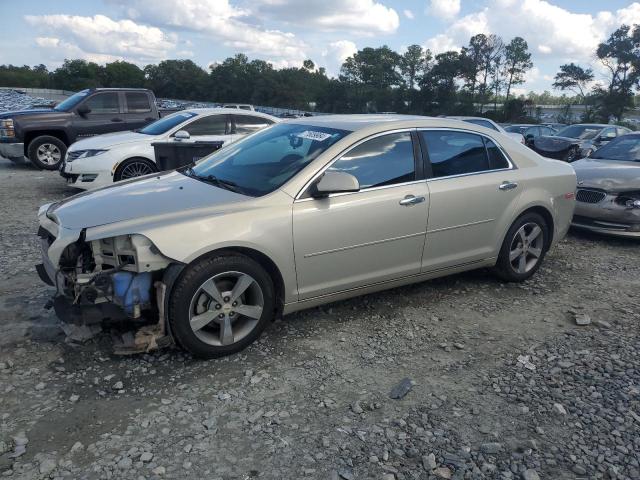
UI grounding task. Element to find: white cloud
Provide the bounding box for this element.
[429,0,640,64]
[25,14,175,64]
[321,40,358,76]
[253,0,399,35]
[114,0,308,64]
[424,34,460,54]
[427,0,461,20]
[404,9,415,20]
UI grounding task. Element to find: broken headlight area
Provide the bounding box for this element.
[47,232,176,354]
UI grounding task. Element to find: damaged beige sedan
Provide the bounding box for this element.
[37,115,577,358]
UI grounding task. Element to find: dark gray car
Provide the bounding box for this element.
[572,133,640,238]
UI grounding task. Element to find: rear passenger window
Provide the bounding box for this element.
[85,93,119,114]
[421,131,509,178]
[234,115,273,135]
[484,138,510,170]
[328,132,415,189]
[125,92,151,113]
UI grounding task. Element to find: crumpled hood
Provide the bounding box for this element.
[69,131,152,150]
[48,171,247,229]
[534,135,585,152]
[573,158,640,193]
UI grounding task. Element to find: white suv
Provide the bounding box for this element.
[61,108,278,190]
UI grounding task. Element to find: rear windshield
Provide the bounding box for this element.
[138,111,197,135]
[556,125,601,140]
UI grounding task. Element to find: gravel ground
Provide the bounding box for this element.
[0,158,639,480]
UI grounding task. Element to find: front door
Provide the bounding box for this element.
[419,129,523,272]
[73,91,124,138]
[176,113,231,145]
[293,131,429,300]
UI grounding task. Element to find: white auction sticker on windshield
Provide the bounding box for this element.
[295,130,332,142]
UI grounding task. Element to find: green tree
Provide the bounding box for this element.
[593,24,640,121]
[102,61,145,88]
[52,59,104,90]
[552,63,594,98]
[400,44,431,90]
[503,37,533,104]
[144,59,208,100]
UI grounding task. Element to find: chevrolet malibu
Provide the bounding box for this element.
[37,115,576,358]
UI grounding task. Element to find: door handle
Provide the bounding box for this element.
[499,181,518,191]
[399,195,425,206]
[111,118,123,122]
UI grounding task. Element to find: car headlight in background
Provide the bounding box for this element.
[66,149,109,162]
[0,119,15,138]
[615,191,640,209]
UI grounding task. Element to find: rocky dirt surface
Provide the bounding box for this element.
[0,159,638,480]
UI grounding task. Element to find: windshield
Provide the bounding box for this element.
[185,123,351,197]
[590,136,640,161]
[54,89,91,112]
[556,125,601,140]
[139,111,197,135]
[505,125,528,134]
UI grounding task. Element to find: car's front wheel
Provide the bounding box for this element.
[494,212,549,282]
[114,157,157,182]
[27,135,66,170]
[168,254,275,358]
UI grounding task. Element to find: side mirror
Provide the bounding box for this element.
[310,171,360,198]
[77,104,91,116]
[173,130,190,141]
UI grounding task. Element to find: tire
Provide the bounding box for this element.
[27,135,67,170]
[114,157,157,182]
[168,254,275,358]
[564,146,578,162]
[494,212,549,282]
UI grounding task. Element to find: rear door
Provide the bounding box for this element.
[419,129,523,272]
[124,92,156,130]
[73,91,123,138]
[231,115,275,142]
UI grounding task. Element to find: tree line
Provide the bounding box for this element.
[1,24,639,122]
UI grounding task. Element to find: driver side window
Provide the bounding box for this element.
[600,127,616,140]
[328,132,415,189]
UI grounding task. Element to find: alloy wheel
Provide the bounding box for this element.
[119,161,154,180]
[36,143,61,166]
[509,222,544,274]
[188,271,264,347]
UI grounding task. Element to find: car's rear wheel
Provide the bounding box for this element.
[114,158,157,182]
[494,212,549,282]
[27,135,66,170]
[168,254,275,358]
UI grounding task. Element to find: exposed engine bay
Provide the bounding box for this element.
[38,227,178,354]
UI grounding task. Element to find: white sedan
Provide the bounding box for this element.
[60,108,279,190]
[446,116,526,144]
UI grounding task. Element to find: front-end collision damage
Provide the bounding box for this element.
[37,226,182,354]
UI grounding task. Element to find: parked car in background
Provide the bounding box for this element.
[60,108,278,190]
[571,133,640,237]
[532,124,630,162]
[0,88,160,169]
[37,114,576,358]
[445,116,525,144]
[542,123,566,131]
[223,103,255,111]
[505,124,558,147]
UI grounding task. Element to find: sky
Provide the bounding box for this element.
[1,0,639,94]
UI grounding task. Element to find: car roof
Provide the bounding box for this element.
[446,116,496,122]
[286,114,479,132]
[178,108,278,119]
